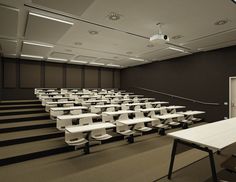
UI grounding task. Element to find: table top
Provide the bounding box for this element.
[117,117,155,125]
[168,118,236,150]
[181,111,205,116]
[155,113,184,119]
[165,105,186,109]
[46,101,75,105]
[50,106,87,111]
[124,103,147,106]
[149,101,169,105]
[57,113,99,120]
[94,104,121,108]
[138,107,166,112]
[103,110,136,115]
[85,100,108,103]
[65,122,115,133]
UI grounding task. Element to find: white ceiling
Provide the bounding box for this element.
[0,0,236,68]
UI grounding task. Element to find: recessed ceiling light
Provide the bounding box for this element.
[126,51,133,54]
[129,57,146,62]
[48,57,67,62]
[168,47,189,53]
[107,12,121,21]
[88,30,99,35]
[70,60,87,64]
[74,42,82,46]
[23,41,53,48]
[172,35,184,40]
[214,19,229,26]
[147,44,154,48]
[29,12,74,25]
[90,62,105,66]
[21,54,43,59]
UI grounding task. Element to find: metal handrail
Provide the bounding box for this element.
[135,87,220,106]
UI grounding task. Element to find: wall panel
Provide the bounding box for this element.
[84,67,99,88]
[3,59,17,88]
[45,62,63,88]
[114,70,120,88]
[101,69,113,88]
[66,65,82,88]
[20,60,41,88]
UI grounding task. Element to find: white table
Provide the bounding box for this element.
[124,103,147,106]
[65,122,115,133]
[51,106,87,111]
[165,105,186,113]
[103,110,136,116]
[167,118,236,182]
[118,117,155,125]
[57,113,99,120]
[138,107,166,112]
[85,99,108,103]
[94,104,121,109]
[65,122,115,154]
[154,113,184,120]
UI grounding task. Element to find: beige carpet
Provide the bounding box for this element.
[0,133,207,182]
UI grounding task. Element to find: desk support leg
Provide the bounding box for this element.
[208,150,217,182]
[168,139,178,179]
[84,142,90,154]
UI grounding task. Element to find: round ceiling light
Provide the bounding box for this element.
[214,19,229,26]
[74,42,82,46]
[107,12,121,21]
[88,30,99,35]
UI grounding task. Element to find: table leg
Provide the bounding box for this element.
[84,142,90,154]
[127,134,134,143]
[208,150,217,182]
[168,139,178,179]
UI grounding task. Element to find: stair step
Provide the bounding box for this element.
[0,108,45,116]
[0,104,43,110]
[0,100,40,105]
[0,128,63,147]
[0,113,50,124]
[0,119,55,133]
[0,137,72,166]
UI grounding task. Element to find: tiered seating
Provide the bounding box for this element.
[35,88,206,154]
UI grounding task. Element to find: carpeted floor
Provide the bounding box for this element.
[0,132,208,182]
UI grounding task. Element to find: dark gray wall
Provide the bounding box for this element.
[1,58,120,100]
[0,56,2,100]
[121,45,236,122]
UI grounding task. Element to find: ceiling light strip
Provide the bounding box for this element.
[107,64,121,67]
[23,41,54,48]
[90,62,105,66]
[168,47,186,53]
[129,57,146,62]
[70,60,88,64]
[48,57,68,62]
[21,54,43,59]
[29,12,74,25]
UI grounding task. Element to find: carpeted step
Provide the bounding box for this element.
[0,104,43,110]
[0,113,50,124]
[0,137,72,166]
[0,108,45,116]
[0,100,40,105]
[0,128,64,147]
[0,119,55,133]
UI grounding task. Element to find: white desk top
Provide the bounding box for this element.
[65,122,115,133]
[94,104,121,108]
[165,105,186,109]
[168,118,236,150]
[85,99,108,103]
[138,98,155,101]
[57,113,99,120]
[46,101,75,105]
[50,106,87,111]
[149,101,169,105]
[124,103,147,106]
[138,107,166,112]
[103,110,136,115]
[118,117,155,125]
[181,111,205,116]
[42,97,70,100]
[155,113,184,120]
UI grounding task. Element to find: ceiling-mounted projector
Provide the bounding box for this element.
[149,34,169,43]
[150,23,169,43]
